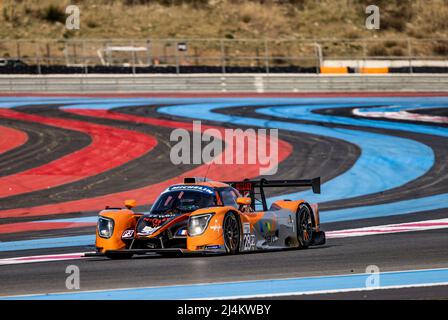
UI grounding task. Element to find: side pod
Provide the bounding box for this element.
[272,200,325,246]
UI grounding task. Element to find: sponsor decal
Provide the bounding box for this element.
[234,182,253,192]
[139,225,160,235]
[260,221,272,233]
[205,245,222,250]
[142,216,173,228]
[264,234,279,244]
[210,219,222,232]
[260,214,277,234]
[145,214,175,219]
[167,185,215,194]
[243,234,256,251]
[176,228,187,236]
[243,222,251,234]
[121,229,134,239]
[242,223,255,250]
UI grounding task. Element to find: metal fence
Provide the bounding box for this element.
[1,38,448,74]
[2,74,448,93]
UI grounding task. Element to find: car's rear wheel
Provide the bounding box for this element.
[223,212,240,254]
[297,204,313,249]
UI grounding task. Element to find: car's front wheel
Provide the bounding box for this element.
[223,212,240,254]
[297,204,314,249]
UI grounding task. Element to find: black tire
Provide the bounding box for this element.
[223,212,240,254]
[105,252,134,260]
[297,204,314,249]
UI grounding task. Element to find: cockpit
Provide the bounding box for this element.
[150,188,217,214]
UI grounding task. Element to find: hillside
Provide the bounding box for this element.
[2,0,448,40]
[1,0,447,63]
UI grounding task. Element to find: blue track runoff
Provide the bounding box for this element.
[253,98,448,221]
[257,99,448,138]
[2,267,448,300]
[321,193,448,223]
[0,235,95,252]
[157,100,435,204]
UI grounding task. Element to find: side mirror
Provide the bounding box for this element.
[124,199,137,209]
[236,197,251,206]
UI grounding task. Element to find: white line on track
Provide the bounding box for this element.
[353,108,448,124]
[0,252,92,265]
[326,217,448,238]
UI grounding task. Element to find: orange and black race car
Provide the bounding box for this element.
[88,177,326,259]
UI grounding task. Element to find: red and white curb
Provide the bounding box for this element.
[326,218,448,239]
[353,108,448,124]
[0,252,92,265]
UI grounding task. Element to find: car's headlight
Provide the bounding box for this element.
[188,213,213,236]
[98,217,114,239]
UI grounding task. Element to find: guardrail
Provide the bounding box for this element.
[1,74,448,93]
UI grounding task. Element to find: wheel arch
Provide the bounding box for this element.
[272,199,317,227]
[298,202,317,228]
[96,209,140,253]
[228,209,243,244]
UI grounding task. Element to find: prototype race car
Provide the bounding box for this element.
[88,177,326,259]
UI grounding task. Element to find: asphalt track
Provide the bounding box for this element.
[0,94,447,299]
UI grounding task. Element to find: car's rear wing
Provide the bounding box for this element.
[224,177,320,211]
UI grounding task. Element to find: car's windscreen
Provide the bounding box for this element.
[150,190,217,214]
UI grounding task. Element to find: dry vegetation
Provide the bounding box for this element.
[2,0,448,40]
[1,0,448,61]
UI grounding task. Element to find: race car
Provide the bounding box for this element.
[88,177,326,259]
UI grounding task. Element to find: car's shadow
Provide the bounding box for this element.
[85,244,335,262]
